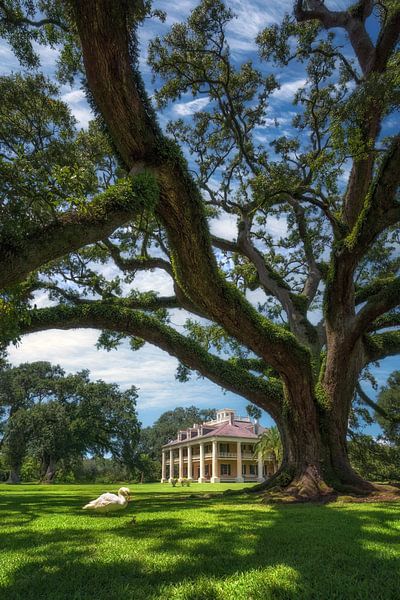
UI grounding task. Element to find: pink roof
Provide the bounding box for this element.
[163,420,265,447]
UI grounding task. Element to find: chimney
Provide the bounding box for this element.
[229,412,234,425]
[254,419,259,434]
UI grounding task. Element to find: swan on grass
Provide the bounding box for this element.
[83,487,131,513]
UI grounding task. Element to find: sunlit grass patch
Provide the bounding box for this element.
[0,483,399,599]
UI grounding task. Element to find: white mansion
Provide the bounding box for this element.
[161,408,276,483]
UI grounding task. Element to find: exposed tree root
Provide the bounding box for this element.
[285,465,334,501]
[246,464,397,504]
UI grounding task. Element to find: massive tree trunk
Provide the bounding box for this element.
[322,333,374,492]
[258,378,333,500]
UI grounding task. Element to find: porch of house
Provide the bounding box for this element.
[163,441,276,483]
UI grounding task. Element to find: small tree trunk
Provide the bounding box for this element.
[41,456,57,483]
[7,467,21,484]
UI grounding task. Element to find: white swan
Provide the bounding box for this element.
[83,487,131,513]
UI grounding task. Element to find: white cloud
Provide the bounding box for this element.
[61,89,86,104]
[0,42,19,74]
[61,87,93,129]
[174,96,210,116]
[209,213,238,241]
[267,215,288,239]
[272,79,307,101]
[134,268,175,296]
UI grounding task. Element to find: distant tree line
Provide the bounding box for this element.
[0,361,140,483]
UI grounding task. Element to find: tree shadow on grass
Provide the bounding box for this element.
[0,490,399,600]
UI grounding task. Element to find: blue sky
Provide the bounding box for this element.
[2,1,398,431]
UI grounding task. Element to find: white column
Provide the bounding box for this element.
[198,442,206,482]
[168,448,174,482]
[161,450,167,483]
[257,451,264,482]
[187,445,193,480]
[236,441,244,482]
[178,446,183,481]
[211,440,220,483]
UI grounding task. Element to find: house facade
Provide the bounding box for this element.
[161,408,276,483]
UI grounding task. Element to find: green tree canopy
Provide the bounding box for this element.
[0,361,140,482]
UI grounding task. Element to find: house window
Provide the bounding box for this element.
[205,464,210,476]
[242,464,246,475]
[249,464,256,476]
[220,443,229,453]
[221,464,231,476]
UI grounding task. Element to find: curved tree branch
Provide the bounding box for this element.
[0,178,151,291]
[364,329,400,362]
[294,0,375,74]
[16,302,284,420]
[103,239,174,276]
[352,276,400,339]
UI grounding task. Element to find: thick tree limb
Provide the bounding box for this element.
[373,7,400,73]
[348,136,400,260]
[355,276,399,305]
[211,235,239,254]
[69,0,313,379]
[0,180,149,291]
[364,330,400,362]
[16,303,284,419]
[352,276,400,339]
[367,312,400,332]
[294,0,375,74]
[39,282,181,311]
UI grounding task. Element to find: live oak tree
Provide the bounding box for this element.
[0,362,140,483]
[0,0,399,498]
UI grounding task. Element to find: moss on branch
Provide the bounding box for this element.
[13,302,285,416]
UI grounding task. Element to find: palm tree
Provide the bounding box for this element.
[254,427,282,473]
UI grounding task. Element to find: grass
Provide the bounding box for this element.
[0,483,399,600]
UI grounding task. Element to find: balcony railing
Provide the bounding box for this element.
[167,451,258,463]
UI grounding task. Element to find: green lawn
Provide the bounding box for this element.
[0,483,399,600]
